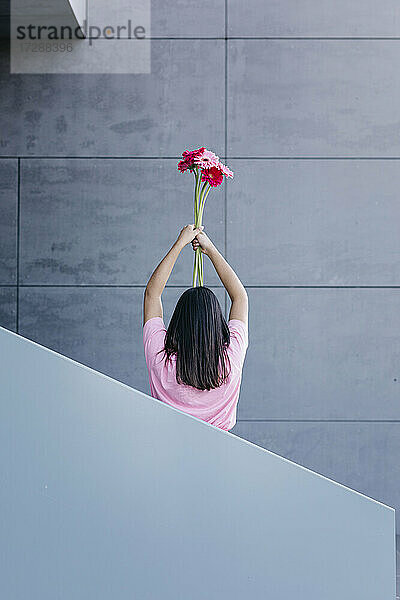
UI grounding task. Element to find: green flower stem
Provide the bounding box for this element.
[195,182,207,227]
[192,250,198,287]
[198,185,211,224]
[195,183,204,286]
[199,248,204,285]
[196,247,202,286]
[193,169,199,224]
[192,173,211,287]
[198,182,210,287]
[192,168,200,287]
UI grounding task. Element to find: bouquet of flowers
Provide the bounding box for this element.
[178,147,233,287]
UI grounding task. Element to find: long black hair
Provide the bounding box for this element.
[162,287,231,391]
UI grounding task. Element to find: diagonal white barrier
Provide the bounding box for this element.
[0,326,396,599]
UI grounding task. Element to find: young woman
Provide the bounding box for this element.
[143,224,248,431]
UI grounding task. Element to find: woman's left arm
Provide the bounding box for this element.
[143,224,203,325]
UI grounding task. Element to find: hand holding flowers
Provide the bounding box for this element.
[191,230,214,255]
[176,224,204,248]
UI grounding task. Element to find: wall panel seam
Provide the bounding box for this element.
[9,156,400,160]
[93,36,400,41]
[14,284,400,289]
[16,158,20,333]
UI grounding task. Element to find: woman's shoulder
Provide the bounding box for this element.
[143,316,166,335]
[228,319,248,342]
[143,315,165,328]
[143,317,167,363]
[226,318,248,369]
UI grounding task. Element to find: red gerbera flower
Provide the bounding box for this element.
[182,147,205,164]
[177,160,191,172]
[201,166,224,187]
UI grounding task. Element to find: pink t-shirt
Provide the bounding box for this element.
[143,317,248,431]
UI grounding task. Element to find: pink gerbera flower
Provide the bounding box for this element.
[218,161,234,179]
[201,166,224,187]
[194,149,220,170]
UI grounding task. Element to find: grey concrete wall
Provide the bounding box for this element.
[0,0,399,557]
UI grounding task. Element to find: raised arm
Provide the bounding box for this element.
[192,231,248,326]
[143,224,203,325]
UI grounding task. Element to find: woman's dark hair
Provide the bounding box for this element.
[162,286,231,391]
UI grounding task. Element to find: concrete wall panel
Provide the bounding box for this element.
[228,40,400,157]
[20,159,224,285]
[0,159,17,284]
[227,159,400,286]
[238,288,400,420]
[228,1,400,37]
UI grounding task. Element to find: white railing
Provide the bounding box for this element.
[0,326,396,599]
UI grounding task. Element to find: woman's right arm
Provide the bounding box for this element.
[192,232,248,326]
